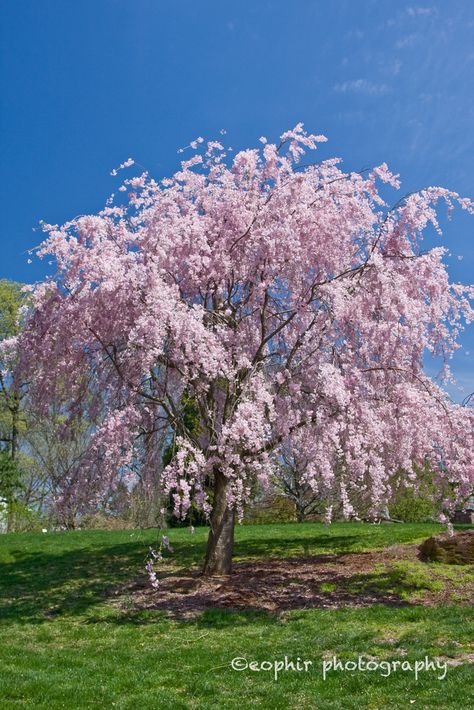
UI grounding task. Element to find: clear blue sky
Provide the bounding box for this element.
[1,0,473,400]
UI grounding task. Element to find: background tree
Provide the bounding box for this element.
[273,444,322,522]
[0,451,23,506]
[0,280,26,461]
[13,126,474,575]
[0,281,111,529]
[23,403,99,528]
[0,280,29,528]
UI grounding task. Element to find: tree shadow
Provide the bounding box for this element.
[0,533,366,623]
[0,540,150,622]
[84,607,281,629]
[1,528,449,625]
[129,556,416,620]
[233,534,368,561]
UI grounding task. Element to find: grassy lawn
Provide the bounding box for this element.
[0,522,473,709]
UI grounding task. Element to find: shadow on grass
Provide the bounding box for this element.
[84,607,281,629]
[343,564,445,599]
[0,533,364,623]
[232,534,362,561]
[0,541,150,622]
[2,524,461,624]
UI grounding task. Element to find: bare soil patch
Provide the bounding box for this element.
[124,544,474,617]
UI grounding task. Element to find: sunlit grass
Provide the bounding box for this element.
[0,522,472,709]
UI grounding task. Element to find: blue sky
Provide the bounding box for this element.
[1,0,473,400]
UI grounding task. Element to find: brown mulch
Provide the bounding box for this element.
[119,543,474,618]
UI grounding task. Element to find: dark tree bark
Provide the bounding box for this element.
[202,469,235,576]
[296,506,305,523]
[11,398,19,460]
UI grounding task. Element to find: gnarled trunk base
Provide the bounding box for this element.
[203,470,235,576]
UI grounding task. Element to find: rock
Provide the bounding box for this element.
[419,530,474,564]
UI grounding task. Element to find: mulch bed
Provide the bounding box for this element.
[120,544,474,617]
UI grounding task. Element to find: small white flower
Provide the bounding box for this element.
[162,535,173,552]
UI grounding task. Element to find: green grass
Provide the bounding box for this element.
[315,556,473,603]
[0,522,473,709]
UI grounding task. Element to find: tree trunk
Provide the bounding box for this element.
[203,469,235,576]
[11,415,18,460]
[296,505,305,523]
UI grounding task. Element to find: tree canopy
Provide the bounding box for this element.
[9,125,474,573]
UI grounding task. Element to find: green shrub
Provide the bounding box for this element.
[6,501,47,533]
[79,512,133,530]
[389,463,446,522]
[244,493,296,524]
[390,489,437,522]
